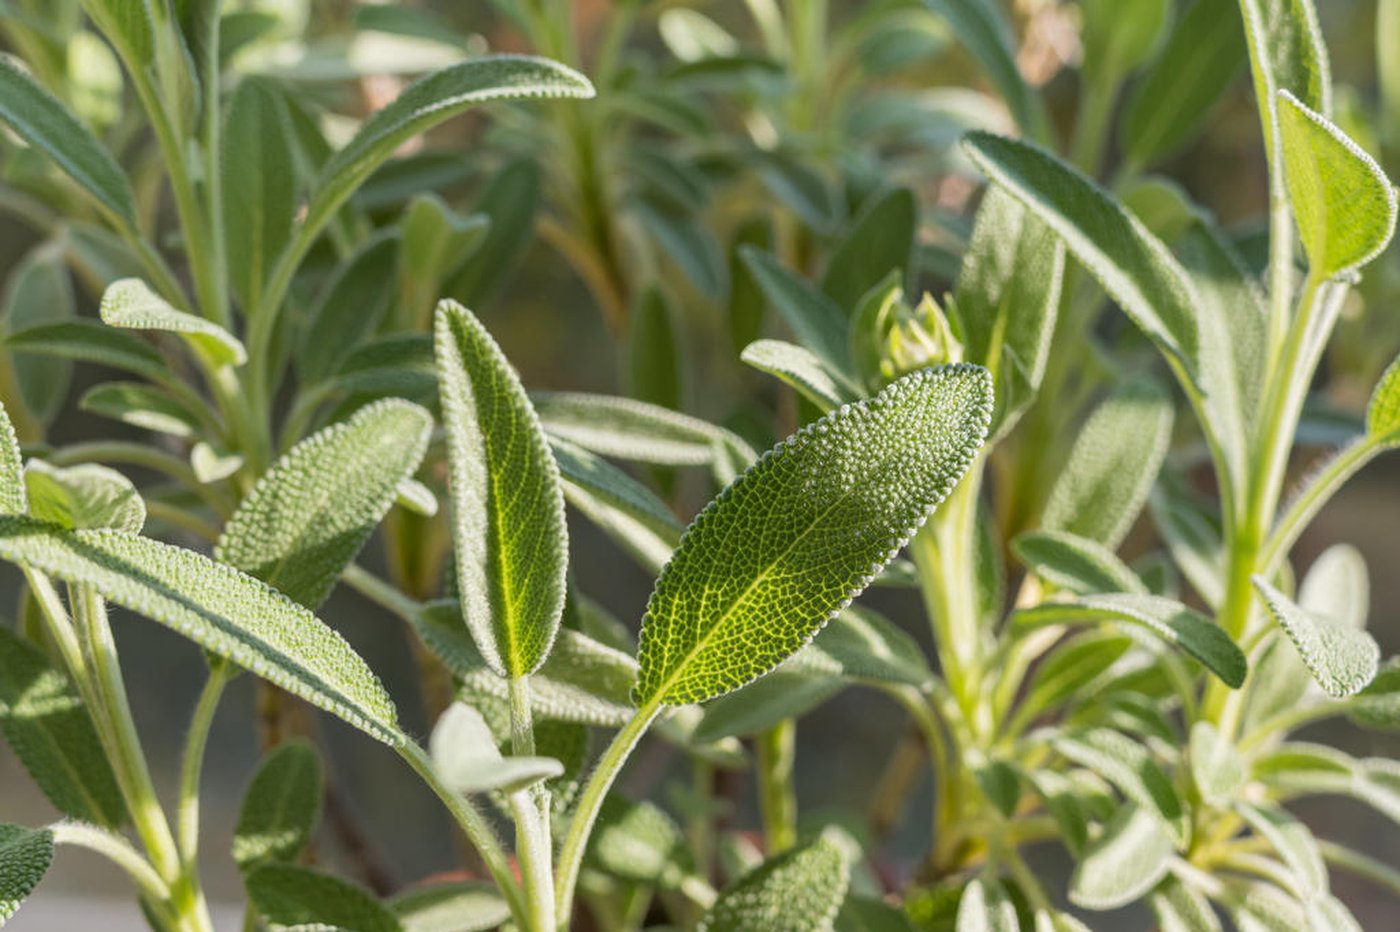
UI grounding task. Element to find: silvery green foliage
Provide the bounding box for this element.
[1254,577,1380,698]
[23,461,145,533]
[0,404,23,516]
[696,835,850,932]
[246,862,401,932]
[232,739,322,870]
[429,702,562,794]
[0,824,52,925]
[99,278,246,367]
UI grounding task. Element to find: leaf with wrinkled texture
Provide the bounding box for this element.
[956,875,1017,932]
[246,863,401,932]
[1070,804,1173,910]
[1238,0,1331,193]
[1012,530,1145,595]
[0,823,52,925]
[1254,577,1379,698]
[428,702,562,794]
[742,340,858,412]
[99,278,246,367]
[535,391,754,468]
[636,366,991,706]
[233,739,322,870]
[23,461,144,533]
[697,835,850,932]
[0,404,26,516]
[436,301,567,678]
[390,882,510,932]
[1366,354,1400,445]
[1055,728,1185,841]
[587,795,690,887]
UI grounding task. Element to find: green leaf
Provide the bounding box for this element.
[1276,92,1398,279]
[635,366,991,706]
[1013,593,1246,688]
[390,882,511,932]
[805,606,933,688]
[1189,721,1245,807]
[1012,530,1145,596]
[306,56,593,243]
[23,461,145,533]
[837,895,918,932]
[634,197,727,300]
[1150,486,1225,609]
[0,823,52,924]
[78,0,154,68]
[1238,0,1330,194]
[1237,803,1327,900]
[223,77,296,314]
[1069,804,1173,911]
[233,739,322,870]
[1040,379,1174,550]
[1055,728,1185,841]
[1253,577,1379,698]
[447,159,541,306]
[742,340,858,412]
[698,835,851,932]
[0,517,402,745]
[99,278,246,367]
[1150,875,1222,932]
[401,194,488,293]
[0,625,125,827]
[428,702,562,794]
[190,440,243,484]
[587,795,690,887]
[627,286,683,411]
[919,0,1048,140]
[0,56,136,226]
[739,247,855,378]
[0,403,26,516]
[435,301,568,679]
[1016,631,1134,729]
[956,876,1018,932]
[693,667,842,742]
[1348,657,1400,730]
[1299,544,1368,631]
[246,863,401,932]
[551,437,681,574]
[954,187,1065,436]
[727,217,771,356]
[1078,0,1171,83]
[4,249,75,425]
[1366,354,1400,445]
[821,187,916,313]
[299,233,399,386]
[217,399,432,609]
[79,382,203,439]
[535,392,754,469]
[4,320,176,390]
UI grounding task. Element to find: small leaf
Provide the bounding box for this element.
[739,247,855,377]
[697,835,851,932]
[1055,729,1185,841]
[80,382,203,439]
[551,437,682,573]
[742,340,858,412]
[217,399,433,609]
[1016,631,1134,729]
[0,56,136,226]
[1366,354,1400,445]
[821,187,917,313]
[390,882,510,932]
[693,666,842,742]
[1237,0,1331,185]
[1069,804,1173,911]
[919,0,1048,139]
[806,606,933,688]
[1189,722,1245,807]
[435,301,568,679]
[1237,803,1327,900]
[4,249,75,425]
[0,823,53,925]
[233,739,323,870]
[1276,92,1397,278]
[1039,379,1175,550]
[0,403,26,516]
[395,479,438,517]
[1253,577,1379,698]
[428,702,562,794]
[223,78,296,314]
[400,194,488,295]
[956,875,1018,932]
[246,863,402,932]
[1012,530,1145,595]
[1013,594,1246,688]
[23,461,145,533]
[1348,657,1400,730]
[299,234,399,385]
[635,366,991,706]
[535,391,753,467]
[0,518,402,746]
[626,286,684,412]
[99,278,246,367]
[587,795,690,887]
[0,625,126,828]
[190,441,243,484]
[1150,875,1221,932]
[5,320,177,390]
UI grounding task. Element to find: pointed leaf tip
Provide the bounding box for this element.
[1253,576,1379,698]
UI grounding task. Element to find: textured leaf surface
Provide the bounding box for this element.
[436,301,567,678]
[742,340,857,412]
[805,606,933,688]
[233,739,323,870]
[1013,530,1145,595]
[0,57,135,225]
[635,366,991,706]
[1190,721,1245,807]
[740,247,854,377]
[5,321,176,389]
[5,249,75,426]
[1055,728,1184,841]
[100,278,246,367]
[299,234,399,385]
[217,399,432,609]
[1277,93,1397,278]
[80,382,202,439]
[0,823,52,925]
[223,78,296,314]
[23,461,144,533]
[0,517,402,745]
[0,404,26,516]
[956,876,1017,932]
[391,882,510,932]
[1150,876,1221,932]
[1254,577,1379,698]
[1069,804,1173,910]
[247,863,401,932]
[1238,803,1327,899]
[535,392,751,467]
[1367,354,1400,445]
[697,835,850,932]
[0,625,125,827]
[428,702,562,794]
[587,796,689,887]
[551,437,682,573]
[1238,0,1330,187]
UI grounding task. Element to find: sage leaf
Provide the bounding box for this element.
[693,667,842,742]
[1276,92,1398,279]
[1077,0,1170,85]
[99,278,246,368]
[23,461,145,533]
[739,247,855,377]
[1299,544,1368,631]
[920,0,1048,140]
[5,249,75,426]
[1017,631,1134,728]
[587,796,690,888]
[0,625,126,828]
[741,340,858,412]
[635,365,991,706]
[246,863,401,932]
[428,702,563,794]
[77,0,154,69]
[1013,593,1246,688]
[400,194,488,301]
[190,441,243,484]
[0,403,26,516]
[1189,721,1245,807]
[217,399,432,609]
[4,321,178,391]
[1366,354,1400,445]
[626,286,683,412]
[1238,0,1330,192]
[697,835,851,932]
[0,57,136,226]
[1349,658,1400,730]
[806,606,933,688]
[1253,577,1379,698]
[1069,803,1173,911]
[1012,530,1146,596]
[436,300,568,679]
[0,823,52,925]
[0,517,403,745]
[298,233,399,385]
[1237,803,1327,900]
[551,437,681,573]
[821,187,916,313]
[1055,728,1185,841]
[1040,379,1174,550]
[223,77,296,314]
[233,739,323,870]
[956,875,1017,932]
[390,882,510,932]
[80,382,203,439]
[535,391,754,468]
[447,158,541,306]
[1150,875,1221,932]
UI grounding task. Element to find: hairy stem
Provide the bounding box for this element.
[177,661,231,863]
[52,821,172,906]
[756,719,798,854]
[508,676,556,930]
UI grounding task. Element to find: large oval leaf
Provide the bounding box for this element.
[635,365,991,706]
[0,518,402,745]
[697,835,851,932]
[435,301,567,679]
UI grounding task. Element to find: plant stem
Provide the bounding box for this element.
[508,676,556,930]
[1260,437,1379,575]
[51,821,172,905]
[341,563,423,622]
[756,719,798,853]
[177,660,231,863]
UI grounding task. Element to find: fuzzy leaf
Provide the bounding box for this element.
[223,78,296,314]
[697,835,851,932]
[217,399,432,609]
[821,187,917,313]
[587,795,690,887]
[0,625,125,827]
[1040,379,1174,550]
[80,382,202,439]
[0,823,52,925]
[233,739,323,870]
[99,278,246,367]
[1014,594,1246,688]
[1238,0,1331,187]
[4,321,176,390]
[23,461,144,533]
[920,0,1048,139]
[1277,92,1397,278]
[1012,530,1145,595]
[1366,354,1400,445]
[1150,875,1221,932]
[0,57,135,225]
[448,159,541,306]
[435,301,568,679]
[390,882,510,932]
[551,437,681,573]
[299,234,399,385]
[1055,728,1185,841]
[0,518,402,745]
[429,702,562,794]
[1349,658,1400,730]
[5,249,75,426]
[1253,577,1379,698]
[806,606,933,688]
[627,286,684,412]
[1069,804,1173,910]
[246,863,401,932]
[0,404,26,516]
[693,667,843,742]
[401,195,488,295]
[739,247,855,377]
[635,366,991,706]
[1190,721,1245,807]
[1237,803,1327,900]
[742,339,858,412]
[956,876,1018,932]
[535,391,753,468]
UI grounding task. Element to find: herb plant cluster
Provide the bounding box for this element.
[0,1,1398,931]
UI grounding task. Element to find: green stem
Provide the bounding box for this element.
[756,719,798,854]
[1070,77,1117,177]
[1260,436,1379,575]
[341,563,423,622]
[177,661,231,862]
[1236,698,1347,754]
[508,676,556,931]
[554,703,662,928]
[51,821,172,905]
